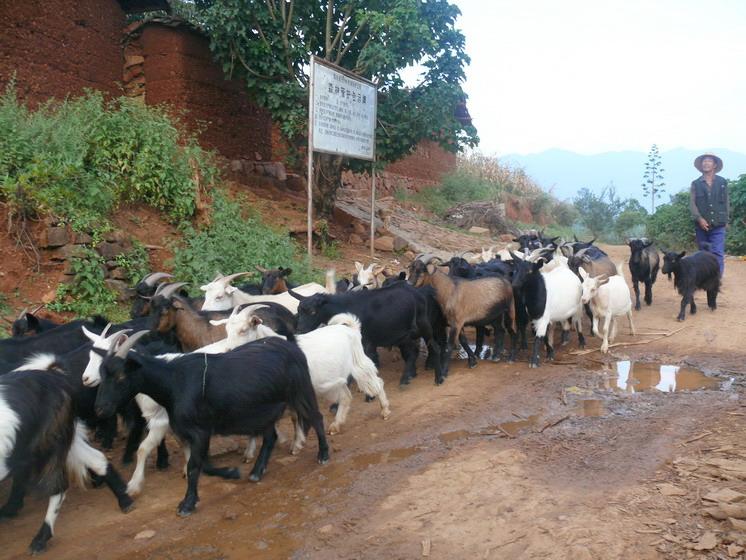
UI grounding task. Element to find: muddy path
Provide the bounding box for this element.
[1,246,745,559]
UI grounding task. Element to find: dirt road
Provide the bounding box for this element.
[2,245,745,559]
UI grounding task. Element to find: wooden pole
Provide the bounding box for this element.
[370,164,376,259]
[307,57,315,263]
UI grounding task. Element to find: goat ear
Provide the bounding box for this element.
[199,284,209,292]
[644,240,654,248]
[225,286,236,294]
[573,234,579,242]
[578,268,588,280]
[397,271,406,280]
[209,319,229,326]
[678,251,686,259]
[26,314,40,330]
[354,261,363,273]
[282,268,292,277]
[598,275,610,286]
[249,315,263,327]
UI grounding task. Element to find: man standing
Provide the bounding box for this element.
[690,152,729,276]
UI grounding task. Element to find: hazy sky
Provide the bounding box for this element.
[454,0,746,156]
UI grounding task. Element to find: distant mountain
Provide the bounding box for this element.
[501,148,746,204]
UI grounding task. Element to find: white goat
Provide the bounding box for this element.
[199,272,327,313]
[579,265,635,353]
[80,305,269,496]
[353,261,385,290]
[243,311,391,453]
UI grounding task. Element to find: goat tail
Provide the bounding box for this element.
[286,347,322,433]
[325,269,337,294]
[615,261,625,276]
[327,312,362,332]
[66,421,108,488]
[347,333,384,398]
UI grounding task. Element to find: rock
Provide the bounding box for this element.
[109,267,129,281]
[105,230,130,244]
[730,518,746,531]
[124,55,145,68]
[105,279,133,302]
[374,236,395,252]
[349,234,364,245]
[106,260,119,270]
[704,488,746,504]
[704,507,728,520]
[275,163,287,182]
[404,251,416,261]
[230,160,243,173]
[719,503,746,519]
[499,233,515,243]
[254,152,263,161]
[393,236,409,251]
[97,242,127,260]
[51,244,87,261]
[42,289,57,304]
[223,510,238,521]
[468,226,490,234]
[352,221,367,235]
[657,483,687,497]
[318,524,335,535]
[286,173,306,192]
[134,529,155,540]
[728,543,744,557]
[73,232,93,244]
[44,226,69,248]
[693,531,719,551]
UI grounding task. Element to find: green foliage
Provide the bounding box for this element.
[647,191,695,250]
[114,241,150,284]
[552,200,580,228]
[171,192,317,292]
[0,83,216,235]
[614,199,648,240]
[642,144,665,214]
[48,248,119,317]
[726,174,746,255]
[197,0,478,214]
[573,186,621,239]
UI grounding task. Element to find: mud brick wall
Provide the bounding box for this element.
[0,0,125,104]
[385,140,458,188]
[138,25,273,161]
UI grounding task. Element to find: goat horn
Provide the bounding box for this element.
[287,288,308,301]
[16,307,29,321]
[255,265,268,274]
[237,304,269,317]
[141,272,173,286]
[220,272,253,285]
[114,330,151,359]
[155,282,188,300]
[100,322,113,338]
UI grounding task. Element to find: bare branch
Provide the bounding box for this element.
[329,4,354,59]
[265,0,277,22]
[335,18,368,64]
[325,0,333,55]
[230,42,274,81]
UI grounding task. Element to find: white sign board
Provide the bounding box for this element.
[310,57,377,161]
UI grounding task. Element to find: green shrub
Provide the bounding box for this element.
[0,83,217,236]
[726,174,746,255]
[48,247,119,317]
[114,241,150,284]
[647,191,696,250]
[171,192,318,292]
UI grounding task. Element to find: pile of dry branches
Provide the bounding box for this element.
[444,201,512,234]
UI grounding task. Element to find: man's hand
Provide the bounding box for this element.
[698,217,710,231]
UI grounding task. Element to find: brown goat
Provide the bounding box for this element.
[570,248,617,279]
[152,296,228,351]
[408,258,516,372]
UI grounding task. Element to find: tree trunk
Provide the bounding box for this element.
[312,153,344,220]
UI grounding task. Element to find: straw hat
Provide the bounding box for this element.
[694,152,723,173]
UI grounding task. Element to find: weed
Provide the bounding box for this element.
[48,248,119,317]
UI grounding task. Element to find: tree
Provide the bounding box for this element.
[642,144,665,213]
[195,0,478,218]
[572,184,620,238]
[614,198,648,240]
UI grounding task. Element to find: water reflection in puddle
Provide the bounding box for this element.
[598,361,719,393]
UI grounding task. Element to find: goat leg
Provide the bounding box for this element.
[633,280,642,310]
[677,294,688,321]
[248,426,278,482]
[156,439,170,470]
[0,471,30,518]
[644,280,653,306]
[458,331,478,368]
[29,492,66,554]
[707,288,718,310]
[121,413,146,466]
[177,435,208,517]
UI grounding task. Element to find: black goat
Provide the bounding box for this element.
[0,316,109,363]
[11,312,60,337]
[130,272,174,319]
[628,239,660,310]
[291,282,446,385]
[0,367,132,553]
[661,250,720,321]
[94,334,329,516]
[257,266,296,295]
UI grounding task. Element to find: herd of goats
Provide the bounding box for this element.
[0,229,723,553]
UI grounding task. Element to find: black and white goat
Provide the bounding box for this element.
[661,249,720,321]
[93,333,330,516]
[0,366,132,553]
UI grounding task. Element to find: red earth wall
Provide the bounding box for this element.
[0,0,125,105]
[385,140,458,187]
[139,25,273,161]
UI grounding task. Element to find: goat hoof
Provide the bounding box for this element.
[90,473,106,488]
[364,395,376,403]
[156,459,170,471]
[690,308,697,315]
[29,524,52,555]
[468,359,477,369]
[677,316,685,322]
[224,468,241,480]
[317,452,330,465]
[177,501,196,517]
[635,303,641,311]
[126,484,142,498]
[119,496,135,513]
[435,376,445,385]
[328,424,340,435]
[381,408,392,419]
[248,473,263,483]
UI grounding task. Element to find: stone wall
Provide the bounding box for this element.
[0,0,125,105]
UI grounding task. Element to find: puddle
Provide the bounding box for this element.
[439,415,540,444]
[349,446,419,468]
[596,361,719,393]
